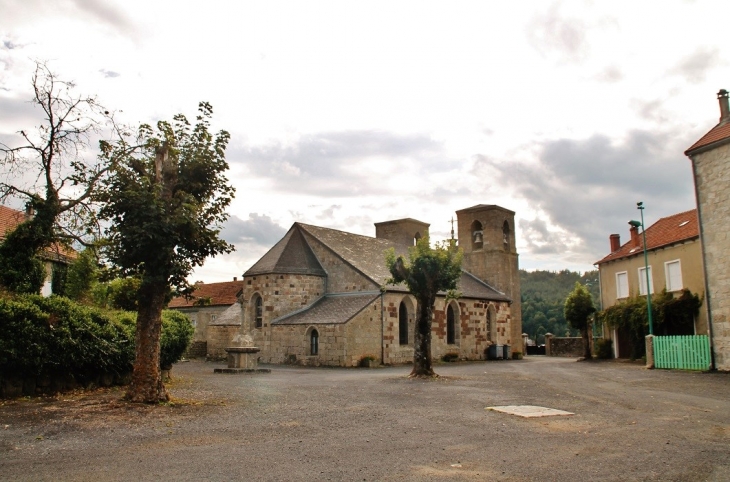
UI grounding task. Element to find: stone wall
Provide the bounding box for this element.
[691,142,730,370]
[343,299,383,366]
[207,324,240,360]
[185,340,207,358]
[547,336,585,357]
[432,298,512,360]
[172,305,235,343]
[242,273,325,353]
[382,293,416,365]
[381,293,513,364]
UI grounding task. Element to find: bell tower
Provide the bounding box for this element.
[455,204,521,345]
[374,218,429,257]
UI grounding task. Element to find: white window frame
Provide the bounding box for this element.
[616,271,629,299]
[665,260,683,292]
[638,266,654,296]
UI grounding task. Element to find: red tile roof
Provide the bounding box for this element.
[168,280,244,308]
[595,209,699,265]
[685,122,730,155]
[0,205,26,238]
[0,205,76,261]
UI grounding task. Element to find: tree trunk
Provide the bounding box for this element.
[126,279,169,403]
[411,296,436,377]
[581,324,592,360]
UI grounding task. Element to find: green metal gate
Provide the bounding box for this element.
[653,335,711,371]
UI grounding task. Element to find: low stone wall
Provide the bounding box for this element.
[185,340,208,358]
[0,371,131,398]
[546,335,585,357]
[207,324,239,360]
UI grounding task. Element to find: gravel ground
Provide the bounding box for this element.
[1,356,729,481]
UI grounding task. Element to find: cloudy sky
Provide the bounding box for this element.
[1,0,727,281]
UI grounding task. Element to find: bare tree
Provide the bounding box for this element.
[0,62,124,292]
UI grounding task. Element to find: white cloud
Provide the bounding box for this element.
[1,0,729,281]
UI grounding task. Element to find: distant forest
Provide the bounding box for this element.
[520,269,600,344]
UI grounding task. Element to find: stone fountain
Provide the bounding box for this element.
[214,333,270,374]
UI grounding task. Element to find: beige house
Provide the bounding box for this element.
[685,89,730,371]
[595,209,707,358]
[168,279,244,357]
[208,204,522,367]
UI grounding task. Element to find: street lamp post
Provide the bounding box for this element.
[629,201,654,335]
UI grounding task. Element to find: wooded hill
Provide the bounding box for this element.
[520,269,600,344]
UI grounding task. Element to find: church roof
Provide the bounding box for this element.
[209,302,243,326]
[297,223,394,285]
[244,220,513,325]
[272,292,380,325]
[457,271,511,301]
[244,225,327,277]
[456,204,515,215]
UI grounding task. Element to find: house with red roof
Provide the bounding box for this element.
[684,89,730,371]
[0,205,76,296]
[168,279,245,357]
[595,209,708,358]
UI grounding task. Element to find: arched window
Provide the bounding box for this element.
[399,302,408,345]
[310,329,319,356]
[413,232,422,246]
[447,305,456,345]
[471,220,483,250]
[502,221,510,251]
[253,295,263,328]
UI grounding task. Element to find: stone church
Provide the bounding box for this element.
[207,204,522,366]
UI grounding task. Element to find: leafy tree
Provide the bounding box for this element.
[520,269,599,342]
[99,102,234,403]
[598,289,702,359]
[64,248,100,302]
[92,277,142,312]
[564,282,596,359]
[386,237,462,377]
[0,63,122,293]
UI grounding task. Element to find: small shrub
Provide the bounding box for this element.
[160,310,194,369]
[441,352,459,362]
[511,351,523,360]
[593,338,613,359]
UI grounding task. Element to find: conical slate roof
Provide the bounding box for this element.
[244,225,326,276]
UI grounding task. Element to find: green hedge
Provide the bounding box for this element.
[0,295,193,381]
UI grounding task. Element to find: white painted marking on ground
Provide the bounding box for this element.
[486,405,574,418]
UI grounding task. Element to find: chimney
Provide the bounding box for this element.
[609,234,620,252]
[719,89,730,125]
[24,204,34,220]
[629,225,640,247]
[233,276,237,281]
